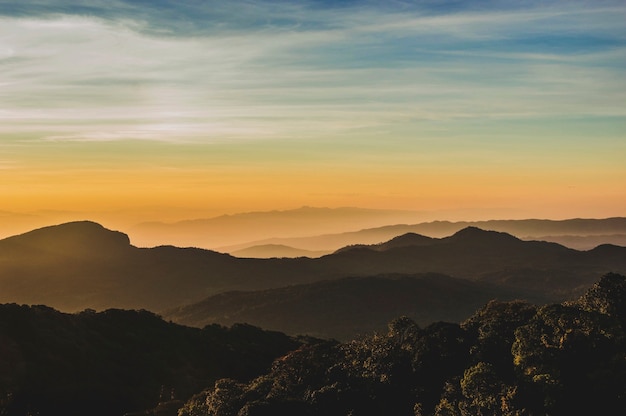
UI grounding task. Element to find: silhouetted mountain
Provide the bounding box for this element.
[0,220,131,257]
[0,222,239,311]
[165,273,544,341]
[334,232,435,254]
[320,228,626,300]
[376,232,436,249]
[216,223,421,253]
[522,233,626,250]
[325,228,571,273]
[1,223,625,313]
[219,217,626,254]
[130,206,426,249]
[0,304,300,416]
[444,226,520,245]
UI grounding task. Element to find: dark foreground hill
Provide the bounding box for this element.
[0,305,300,416]
[178,273,626,416]
[1,221,625,312]
[165,273,548,341]
[1,274,624,416]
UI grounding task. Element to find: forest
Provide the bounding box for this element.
[0,273,624,416]
[179,273,626,416]
[0,306,299,416]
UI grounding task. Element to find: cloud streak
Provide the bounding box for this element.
[0,2,624,221]
[0,0,624,146]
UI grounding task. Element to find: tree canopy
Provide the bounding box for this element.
[180,273,626,416]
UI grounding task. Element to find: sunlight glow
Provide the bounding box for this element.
[0,0,624,236]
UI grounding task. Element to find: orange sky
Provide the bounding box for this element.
[2,139,623,232]
[1,1,625,239]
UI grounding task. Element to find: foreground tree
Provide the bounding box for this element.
[179,273,626,416]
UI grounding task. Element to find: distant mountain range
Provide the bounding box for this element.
[128,207,626,252]
[1,221,625,325]
[218,217,626,255]
[129,206,428,249]
[230,244,329,258]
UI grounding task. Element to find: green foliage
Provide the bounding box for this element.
[574,272,626,325]
[462,300,537,381]
[177,273,626,416]
[460,363,501,413]
[0,306,299,416]
[458,362,521,416]
[512,302,626,414]
[2,273,625,416]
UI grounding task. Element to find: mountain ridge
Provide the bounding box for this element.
[129,206,428,248]
[0,220,131,257]
[0,221,625,313]
[217,217,626,255]
[164,273,546,340]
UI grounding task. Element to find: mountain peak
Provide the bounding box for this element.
[1,221,131,254]
[447,227,521,244]
[376,232,435,250]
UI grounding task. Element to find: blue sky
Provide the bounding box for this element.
[2,0,624,140]
[0,0,624,223]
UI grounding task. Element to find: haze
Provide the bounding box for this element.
[1,0,625,242]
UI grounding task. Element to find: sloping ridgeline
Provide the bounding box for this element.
[0,306,300,416]
[164,273,543,341]
[178,273,626,416]
[1,222,626,314]
[164,227,626,341]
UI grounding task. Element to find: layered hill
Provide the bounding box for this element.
[164,273,545,340]
[0,221,625,312]
[177,273,626,416]
[321,227,626,297]
[0,304,299,416]
[218,217,626,254]
[129,206,426,249]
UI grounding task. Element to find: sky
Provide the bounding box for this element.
[1,0,625,233]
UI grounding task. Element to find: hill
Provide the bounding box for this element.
[0,220,130,257]
[0,304,300,416]
[164,273,546,341]
[523,233,626,250]
[218,217,626,254]
[129,206,426,249]
[318,228,626,298]
[1,222,625,313]
[178,273,626,416]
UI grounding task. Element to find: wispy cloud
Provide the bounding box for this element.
[0,1,623,220]
[0,0,624,145]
